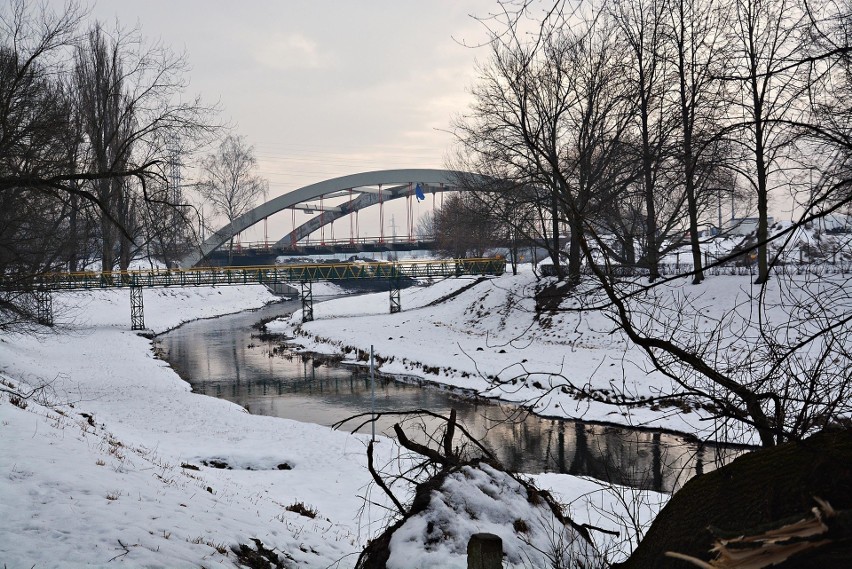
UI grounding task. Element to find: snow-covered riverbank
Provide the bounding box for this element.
[1,283,664,567]
[269,266,722,437]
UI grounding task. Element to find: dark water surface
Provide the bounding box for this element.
[155,300,745,492]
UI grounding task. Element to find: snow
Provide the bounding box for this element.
[5,227,848,566]
[0,286,389,567]
[385,463,600,569]
[269,267,712,436]
[269,262,852,447]
[0,281,663,567]
[657,223,852,267]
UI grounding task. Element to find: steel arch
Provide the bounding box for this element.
[181,168,487,267]
[276,181,449,248]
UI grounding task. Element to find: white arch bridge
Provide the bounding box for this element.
[181,168,489,268]
[19,169,505,331]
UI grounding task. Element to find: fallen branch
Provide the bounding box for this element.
[107,539,133,563]
[393,423,455,468]
[367,440,405,515]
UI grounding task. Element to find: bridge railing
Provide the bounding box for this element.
[232,235,438,251]
[32,257,507,291]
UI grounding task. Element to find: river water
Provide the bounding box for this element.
[155,300,745,493]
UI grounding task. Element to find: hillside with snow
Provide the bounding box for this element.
[271,224,852,446]
[2,222,849,566]
[1,284,662,567]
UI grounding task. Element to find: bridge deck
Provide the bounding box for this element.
[35,258,506,290]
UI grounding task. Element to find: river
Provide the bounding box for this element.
[155,299,745,493]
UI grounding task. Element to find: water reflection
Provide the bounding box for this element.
[156,301,745,492]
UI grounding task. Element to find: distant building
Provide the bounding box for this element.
[819,213,851,233]
[724,217,774,236]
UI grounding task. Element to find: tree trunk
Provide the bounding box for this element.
[685,173,704,284]
[624,234,636,269]
[568,217,582,285]
[753,96,770,284]
[550,189,563,279]
[677,27,704,285]
[101,216,115,273]
[639,66,660,283]
[67,194,80,273]
[616,430,852,569]
[510,232,518,275]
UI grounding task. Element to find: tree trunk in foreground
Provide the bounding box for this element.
[616,429,852,569]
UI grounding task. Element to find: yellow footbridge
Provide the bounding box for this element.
[30,257,506,330]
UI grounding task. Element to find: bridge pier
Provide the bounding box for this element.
[130,285,145,330]
[34,288,53,326]
[301,281,314,322]
[389,277,401,314]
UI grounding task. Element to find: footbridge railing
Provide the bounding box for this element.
[35,258,506,289]
[30,257,506,330]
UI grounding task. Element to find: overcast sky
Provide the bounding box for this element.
[61,1,800,241]
[85,1,497,197]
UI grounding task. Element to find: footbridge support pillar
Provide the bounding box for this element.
[130,285,145,330]
[34,288,53,326]
[389,277,401,314]
[301,281,314,322]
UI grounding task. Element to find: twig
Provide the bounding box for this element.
[366,440,405,515]
[393,423,452,467]
[443,408,456,460]
[107,539,132,562]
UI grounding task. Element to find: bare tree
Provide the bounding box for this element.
[609,0,678,283]
[197,134,268,263]
[0,2,85,197]
[431,192,504,259]
[723,0,807,284]
[457,0,852,449]
[664,0,731,283]
[0,0,217,329]
[796,0,852,216]
[75,23,138,272]
[74,21,219,272]
[0,1,84,329]
[454,31,569,277]
[455,6,638,285]
[452,164,565,275]
[479,183,544,275]
[555,14,639,283]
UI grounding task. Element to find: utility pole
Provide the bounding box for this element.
[389,215,398,242]
[169,137,182,203]
[167,137,182,267]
